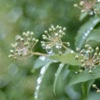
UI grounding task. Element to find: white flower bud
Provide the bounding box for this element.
[74,4,78,7]
[92,84,96,88]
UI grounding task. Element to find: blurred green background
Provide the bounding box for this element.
[0,0,87,100]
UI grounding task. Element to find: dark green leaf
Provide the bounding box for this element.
[75,16,100,48]
[68,66,100,87]
[53,63,65,95]
[86,29,100,43]
[34,61,52,100]
[82,80,94,98]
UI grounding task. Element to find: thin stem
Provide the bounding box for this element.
[46,33,55,40]
[13,52,48,60]
[30,41,39,52]
[62,44,68,50]
[31,52,48,56]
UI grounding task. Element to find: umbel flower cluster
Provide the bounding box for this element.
[75,45,100,73]
[8,31,39,59]
[41,25,70,54]
[9,25,70,59]
[74,0,100,15]
[8,26,100,74]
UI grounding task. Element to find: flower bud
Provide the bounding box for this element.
[92,84,96,88]
[97,89,100,93]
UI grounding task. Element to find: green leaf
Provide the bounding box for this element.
[68,66,100,87]
[53,63,65,95]
[87,92,100,100]
[82,80,94,98]
[75,16,100,48]
[50,52,81,66]
[34,61,52,100]
[33,56,51,69]
[86,29,100,43]
[79,12,88,21]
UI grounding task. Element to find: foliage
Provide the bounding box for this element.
[1,0,100,100]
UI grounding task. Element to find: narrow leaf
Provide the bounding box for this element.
[53,63,65,95]
[75,16,100,48]
[68,66,100,87]
[34,61,52,100]
[82,80,94,98]
[86,29,100,43]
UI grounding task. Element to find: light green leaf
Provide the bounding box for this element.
[53,63,65,95]
[50,52,81,66]
[68,66,100,87]
[75,16,100,48]
[86,29,100,43]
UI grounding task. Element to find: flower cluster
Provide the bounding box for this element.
[8,31,38,59]
[75,45,100,73]
[41,25,70,55]
[92,84,100,93]
[74,0,100,15]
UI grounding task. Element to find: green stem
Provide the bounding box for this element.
[31,52,48,56]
